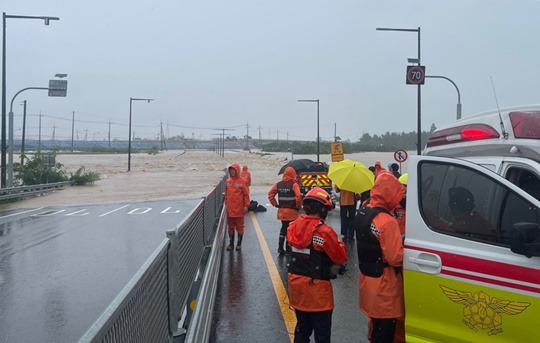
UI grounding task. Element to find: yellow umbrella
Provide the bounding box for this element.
[328,159,374,194]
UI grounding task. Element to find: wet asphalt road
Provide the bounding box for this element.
[0,199,198,343]
[211,194,369,343]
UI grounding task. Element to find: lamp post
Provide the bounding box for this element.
[376,27,422,155]
[2,12,60,187]
[128,97,153,172]
[425,75,462,120]
[297,99,320,162]
[8,87,49,186]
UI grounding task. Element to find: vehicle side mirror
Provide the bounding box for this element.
[511,222,540,258]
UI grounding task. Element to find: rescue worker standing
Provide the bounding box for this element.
[225,163,250,251]
[335,185,357,242]
[268,166,303,254]
[355,172,406,342]
[241,165,252,188]
[287,187,347,342]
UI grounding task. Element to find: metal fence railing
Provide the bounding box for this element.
[0,181,72,201]
[78,175,227,343]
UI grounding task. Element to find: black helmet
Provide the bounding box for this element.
[448,187,475,212]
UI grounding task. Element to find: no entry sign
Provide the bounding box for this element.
[394,149,408,163]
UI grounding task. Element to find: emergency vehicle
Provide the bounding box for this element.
[297,162,333,196]
[404,107,540,342]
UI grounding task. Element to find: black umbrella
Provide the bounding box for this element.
[278,159,316,175]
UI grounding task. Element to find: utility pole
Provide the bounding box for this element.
[258,126,262,150]
[38,111,42,150]
[71,111,75,152]
[21,100,26,164]
[84,128,89,141]
[51,125,56,141]
[245,121,249,150]
[108,120,111,148]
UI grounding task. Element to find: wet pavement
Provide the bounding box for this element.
[210,194,368,342]
[0,200,198,343]
[0,195,369,343]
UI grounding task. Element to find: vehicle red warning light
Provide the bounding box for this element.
[426,124,500,147]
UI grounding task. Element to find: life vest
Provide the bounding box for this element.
[277,180,297,209]
[288,229,337,280]
[355,205,393,278]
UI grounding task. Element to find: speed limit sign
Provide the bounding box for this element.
[406,66,425,85]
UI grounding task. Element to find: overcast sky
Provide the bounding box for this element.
[3,0,540,142]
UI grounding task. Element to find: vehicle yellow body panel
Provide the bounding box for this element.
[404,270,538,343]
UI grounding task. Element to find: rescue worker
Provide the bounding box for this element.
[287,187,347,342]
[241,164,252,188]
[390,163,401,179]
[225,163,250,251]
[268,166,302,254]
[373,161,386,179]
[448,187,496,242]
[393,173,408,343]
[355,171,406,342]
[335,185,357,242]
[394,173,408,236]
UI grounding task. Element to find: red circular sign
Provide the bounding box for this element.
[394,149,408,162]
[407,66,425,84]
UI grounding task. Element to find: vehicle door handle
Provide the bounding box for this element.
[408,257,440,268]
[407,252,442,274]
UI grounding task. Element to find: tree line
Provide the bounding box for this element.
[259,125,436,154]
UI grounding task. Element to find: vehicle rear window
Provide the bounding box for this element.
[510,111,540,139]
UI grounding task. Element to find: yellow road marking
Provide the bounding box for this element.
[249,211,296,342]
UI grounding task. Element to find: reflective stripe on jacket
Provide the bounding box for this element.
[287,215,347,312]
[268,166,302,221]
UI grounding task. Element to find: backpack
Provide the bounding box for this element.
[354,205,390,277]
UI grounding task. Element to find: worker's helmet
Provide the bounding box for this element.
[398,173,408,186]
[448,187,475,212]
[303,187,333,208]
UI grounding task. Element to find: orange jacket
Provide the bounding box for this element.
[268,166,302,221]
[240,165,252,187]
[287,215,347,312]
[359,171,406,319]
[225,164,250,218]
[393,203,406,235]
[335,187,356,206]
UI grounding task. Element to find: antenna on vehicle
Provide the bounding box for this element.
[490,76,509,139]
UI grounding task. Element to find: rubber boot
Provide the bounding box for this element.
[235,234,243,250]
[226,234,234,251]
[278,236,285,254]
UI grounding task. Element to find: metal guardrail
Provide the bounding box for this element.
[0,181,72,201]
[78,175,227,343]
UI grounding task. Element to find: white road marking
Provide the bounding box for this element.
[0,207,45,219]
[99,204,131,217]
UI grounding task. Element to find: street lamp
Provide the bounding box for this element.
[376,26,422,155]
[297,99,320,162]
[425,75,462,120]
[128,97,153,171]
[2,12,60,187]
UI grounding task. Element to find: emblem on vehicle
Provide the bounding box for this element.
[440,285,530,336]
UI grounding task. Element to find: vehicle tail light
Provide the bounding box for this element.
[426,124,500,147]
[509,111,540,139]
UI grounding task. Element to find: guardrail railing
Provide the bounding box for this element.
[0,181,73,201]
[78,175,227,343]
